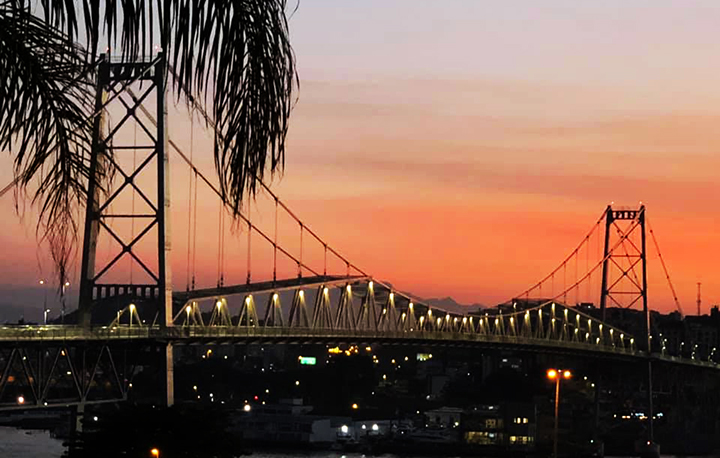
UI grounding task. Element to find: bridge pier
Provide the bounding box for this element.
[165,343,174,407]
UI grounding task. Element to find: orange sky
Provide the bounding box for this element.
[1,2,719,315]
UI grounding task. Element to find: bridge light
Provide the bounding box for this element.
[369,281,373,289]
[273,293,278,301]
[446,314,450,321]
[462,317,467,324]
[186,305,192,314]
[389,292,394,300]
[216,300,222,308]
[419,316,424,323]
[428,309,432,316]
[129,303,136,311]
[299,290,304,298]
[401,312,406,319]
[346,285,351,292]
[409,302,413,310]
[324,287,329,295]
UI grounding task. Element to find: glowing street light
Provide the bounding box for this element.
[547,368,572,458]
[150,448,160,457]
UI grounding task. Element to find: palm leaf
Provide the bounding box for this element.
[0,1,96,286]
[1,0,297,283]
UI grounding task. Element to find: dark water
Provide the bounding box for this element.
[0,428,703,458]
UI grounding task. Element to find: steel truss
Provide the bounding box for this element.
[0,343,128,410]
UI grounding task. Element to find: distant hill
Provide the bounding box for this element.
[423,296,486,314]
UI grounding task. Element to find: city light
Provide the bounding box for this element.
[243,404,251,412]
[150,448,159,457]
[547,369,558,380]
[17,396,24,405]
[340,425,349,433]
[351,403,358,410]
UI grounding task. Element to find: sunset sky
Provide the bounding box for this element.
[1,1,719,319]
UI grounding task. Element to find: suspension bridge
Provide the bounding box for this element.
[0,54,713,424]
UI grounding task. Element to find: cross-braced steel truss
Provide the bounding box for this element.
[0,344,129,410]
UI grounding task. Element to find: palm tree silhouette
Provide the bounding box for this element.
[0,1,297,284]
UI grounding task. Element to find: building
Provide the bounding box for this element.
[463,402,537,450]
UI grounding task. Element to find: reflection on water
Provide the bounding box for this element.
[0,428,704,458]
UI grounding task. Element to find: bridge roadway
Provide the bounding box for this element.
[0,324,716,369]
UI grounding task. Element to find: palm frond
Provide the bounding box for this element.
[39,0,297,214]
[0,2,96,285]
[1,0,296,284]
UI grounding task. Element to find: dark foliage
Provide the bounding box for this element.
[0,0,297,284]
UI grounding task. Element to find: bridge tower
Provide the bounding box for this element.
[77,53,173,406]
[599,205,648,338]
[598,204,654,444]
[78,53,172,328]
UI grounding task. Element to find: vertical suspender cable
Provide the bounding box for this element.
[185,113,194,290]
[563,263,567,304]
[130,118,137,284]
[246,196,252,285]
[220,205,225,287]
[191,170,198,290]
[273,198,278,283]
[575,250,579,305]
[298,223,303,278]
[323,244,327,277]
[217,201,223,287]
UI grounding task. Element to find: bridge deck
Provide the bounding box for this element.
[0,325,716,369]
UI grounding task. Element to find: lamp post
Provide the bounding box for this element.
[150,448,160,458]
[547,368,572,458]
[61,281,70,324]
[39,280,49,324]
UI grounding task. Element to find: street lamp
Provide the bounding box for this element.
[547,368,572,458]
[61,281,70,324]
[150,448,160,457]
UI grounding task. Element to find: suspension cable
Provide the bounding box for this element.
[186,112,194,290]
[124,87,321,278]
[166,67,367,277]
[516,213,605,298]
[647,217,684,317]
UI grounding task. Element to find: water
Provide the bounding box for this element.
[0,427,65,458]
[0,428,704,458]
